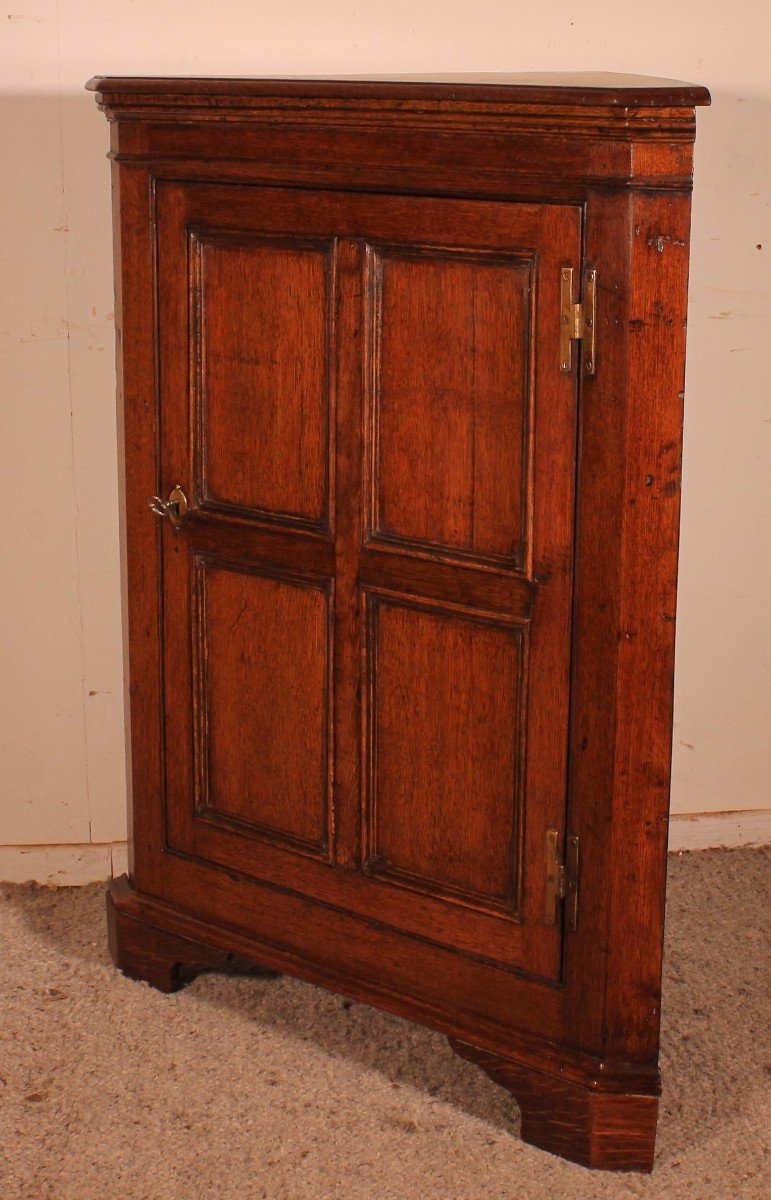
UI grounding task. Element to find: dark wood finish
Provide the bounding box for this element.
[86,72,711,108]
[91,73,708,1173]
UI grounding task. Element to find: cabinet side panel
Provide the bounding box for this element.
[603,190,692,1060]
[566,188,692,1062]
[111,160,165,893]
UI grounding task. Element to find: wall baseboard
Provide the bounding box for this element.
[1,813,768,884]
[0,841,128,885]
[668,809,771,852]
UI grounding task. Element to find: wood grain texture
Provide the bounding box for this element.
[195,234,331,525]
[195,559,331,852]
[90,74,709,203]
[601,192,693,1059]
[110,128,697,200]
[95,75,707,1172]
[365,594,524,911]
[371,248,530,563]
[562,188,695,1064]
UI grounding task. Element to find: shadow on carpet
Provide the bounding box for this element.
[1,848,768,1199]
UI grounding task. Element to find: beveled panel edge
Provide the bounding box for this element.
[363,856,523,922]
[358,544,534,619]
[188,226,335,533]
[194,804,330,863]
[189,550,335,860]
[191,497,331,537]
[360,585,528,919]
[363,530,528,573]
[361,580,533,628]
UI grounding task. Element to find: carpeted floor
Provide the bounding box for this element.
[0,849,769,1199]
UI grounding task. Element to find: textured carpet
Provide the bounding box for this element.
[0,848,769,1200]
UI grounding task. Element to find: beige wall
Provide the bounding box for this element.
[1,2,768,881]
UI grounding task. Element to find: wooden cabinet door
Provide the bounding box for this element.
[155,182,580,983]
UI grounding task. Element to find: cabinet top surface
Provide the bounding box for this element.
[86,72,711,108]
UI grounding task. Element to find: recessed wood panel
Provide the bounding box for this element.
[369,248,531,564]
[195,234,331,526]
[366,594,524,911]
[195,559,330,852]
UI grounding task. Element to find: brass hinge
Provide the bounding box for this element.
[544,828,580,931]
[559,266,597,377]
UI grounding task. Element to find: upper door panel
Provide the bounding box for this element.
[368,246,531,567]
[193,234,333,530]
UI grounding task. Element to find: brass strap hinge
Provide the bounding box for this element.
[559,266,597,377]
[544,828,580,931]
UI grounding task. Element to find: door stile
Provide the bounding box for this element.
[330,237,365,868]
[157,183,197,858]
[518,202,583,979]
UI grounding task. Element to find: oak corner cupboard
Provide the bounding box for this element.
[88,72,709,1172]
